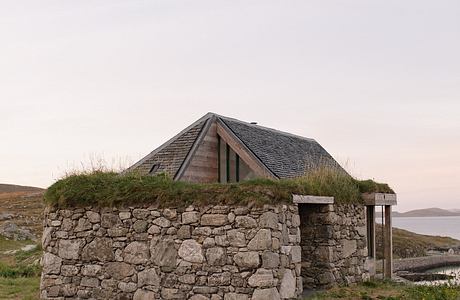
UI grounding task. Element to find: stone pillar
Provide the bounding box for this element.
[383,205,393,279]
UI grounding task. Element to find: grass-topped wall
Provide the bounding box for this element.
[44,169,394,208]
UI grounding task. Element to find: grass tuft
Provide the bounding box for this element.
[0,262,41,278]
[357,179,394,194]
[44,169,394,208]
[307,280,460,300]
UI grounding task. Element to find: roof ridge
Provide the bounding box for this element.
[209,112,317,143]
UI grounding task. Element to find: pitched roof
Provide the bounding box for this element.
[127,112,345,179]
[217,115,344,178]
[127,117,208,178]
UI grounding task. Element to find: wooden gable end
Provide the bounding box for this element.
[177,118,276,183]
[177,121,219,183]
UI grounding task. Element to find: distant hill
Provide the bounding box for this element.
[376,224,460,258]
[392,208,460,218]
[0,183,44,194]
[0,184,44,236]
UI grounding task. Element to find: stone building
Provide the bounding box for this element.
[127,112,397,284]
[40,113,396,299]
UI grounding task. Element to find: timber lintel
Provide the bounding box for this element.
[292,194,334,204]
[363,193,397,206]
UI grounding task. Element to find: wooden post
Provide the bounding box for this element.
[366,205,376,279]
[384,205,393,279]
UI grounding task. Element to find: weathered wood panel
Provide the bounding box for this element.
[180,122,219,183]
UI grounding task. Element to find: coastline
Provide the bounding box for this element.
[393,255,460,272]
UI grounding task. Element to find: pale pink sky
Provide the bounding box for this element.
[1,1,459,212]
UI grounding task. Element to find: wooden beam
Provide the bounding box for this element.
[363,193,397,206]
[292,194,334,204]
[384,205,393,279]
[216,122,277,179]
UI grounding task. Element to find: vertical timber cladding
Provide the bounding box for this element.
[180,122,219,183]
[299,204,370,289]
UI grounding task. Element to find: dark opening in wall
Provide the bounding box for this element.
[366,206,375,258]
[298,203,335,289]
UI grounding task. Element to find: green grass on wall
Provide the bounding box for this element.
[44,168,394,208]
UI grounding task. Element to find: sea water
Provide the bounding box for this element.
[376,216,460,240]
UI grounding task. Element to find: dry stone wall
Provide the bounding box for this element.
[41,204,302,300]
[299,204,369,289]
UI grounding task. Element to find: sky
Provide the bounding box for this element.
[1,0,459,212]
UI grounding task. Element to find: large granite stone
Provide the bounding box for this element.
[201,214,228,226]
[133,220,149,233]
[133,289,156,300]
[133,209,150,219]
[153,217,171,228]
[138,268,160,287]
[101,213,122,228]
[42,252,62,274]
[82,238,114,262]
[251,288,281,300]
[42,227,53,249]
[227,229,246,247]
[235,216,257,228]
[224,294,248,300]
[342,239,357,257]
[248,268,276,288]
[58,239,85,260]
[105,262,134,280]
[61,265,79,276]
[178,239,204,263]
[151,239,177,268]
[74,218,92,232]
[118,281,137,292]
[248,229,271,251]
[81,277,100,287]
[279,270,296,298]
[182,212,200,224]
[81,264,101,276]
[123,241,150,264]
[163,208,177,220]
[205,247,227,266]
[261,251,280,269]
[259,212,278,230]
[234,252,260,269]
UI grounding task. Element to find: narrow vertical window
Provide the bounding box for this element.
[367,206,375,257]
[217,136,221,183]
[236,154,240,182]
[226,144,230,183]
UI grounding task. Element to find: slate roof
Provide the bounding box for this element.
[127,113,344,180]
[128,119,207,177]
[218,115,344,178]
